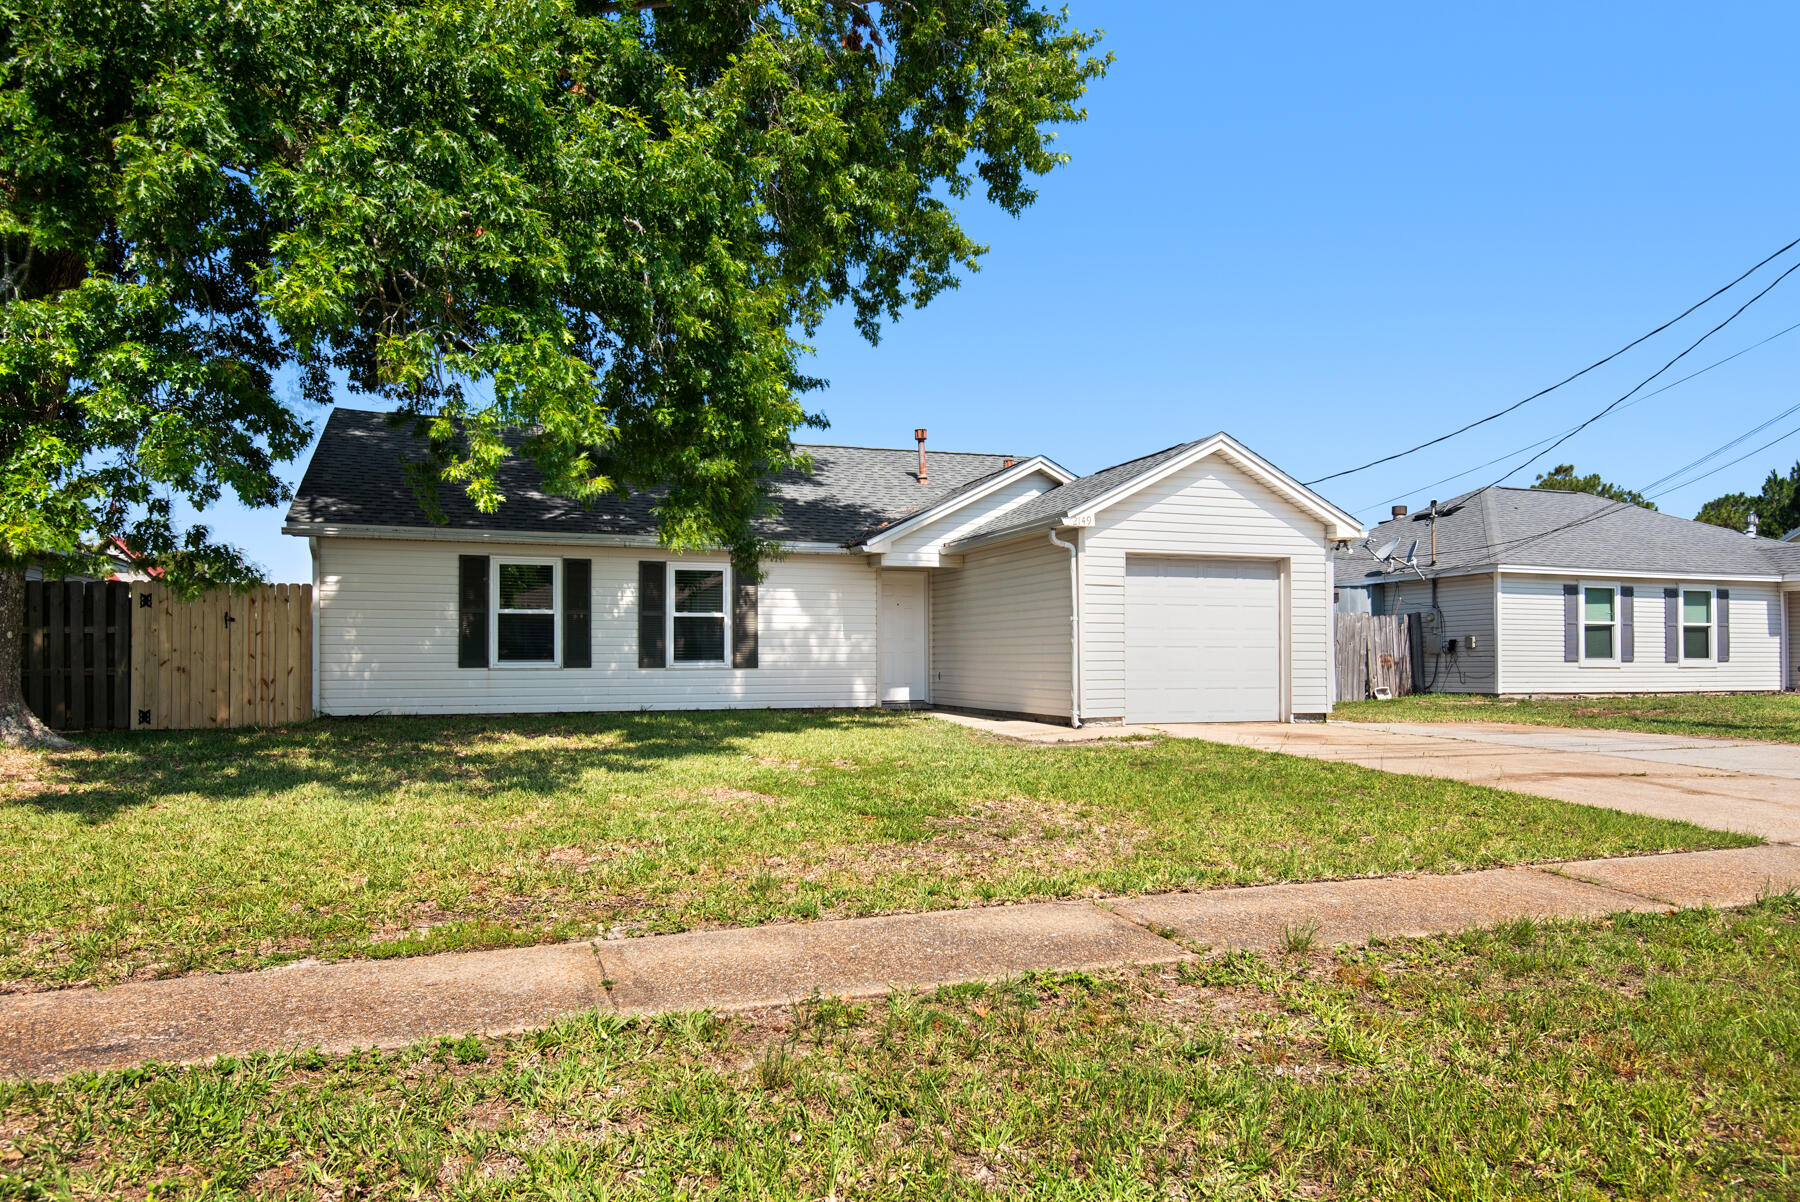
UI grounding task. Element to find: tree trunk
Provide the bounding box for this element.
[0,566,72,749]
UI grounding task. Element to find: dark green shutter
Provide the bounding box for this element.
[733,580,759,669]
[1717,589,1730,662]
[1562,584,1579,662]
[1664,588,1679,662]
[563,558,591,669]
[638,561,666,669]
[458,555,489,668]
[1619,585,1634,662]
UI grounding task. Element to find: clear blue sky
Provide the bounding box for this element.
[216,1,1800,582]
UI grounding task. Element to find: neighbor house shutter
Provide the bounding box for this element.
[638,561,666,669]
[1717,589,1730,662]
[1619,585,1634,662]
[1664,588,1680,662]
[1562,584,1579,662]
[733,579,759,669]
[458,555,489,668]
[563,558,591,669]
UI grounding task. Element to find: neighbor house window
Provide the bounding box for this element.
[495,560,558,664]
[1582,584,1617,661]
[671,565,728,664]
[1681,587,1714,661]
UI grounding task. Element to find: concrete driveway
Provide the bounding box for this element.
[1165,720,1800,843]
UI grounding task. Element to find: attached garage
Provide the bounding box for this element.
[1124,556,1282,722]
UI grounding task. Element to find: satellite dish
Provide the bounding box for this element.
[1372,539,1399,561]
[1404,540,1418,563]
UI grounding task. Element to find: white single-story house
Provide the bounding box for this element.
[284,409,1363,724]
[1335,487,1800,695]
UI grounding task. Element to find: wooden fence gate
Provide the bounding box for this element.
[1334,612,1422,703]
[21,581,134,732]
[129,583,313,729]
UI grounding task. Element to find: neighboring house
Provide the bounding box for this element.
[25,537,156,583]
[284,409,1362,724]
[1335,487,1800,695]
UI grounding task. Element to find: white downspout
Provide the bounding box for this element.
[1048,529,1082,727]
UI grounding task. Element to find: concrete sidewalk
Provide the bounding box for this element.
[6,843,1798,1081]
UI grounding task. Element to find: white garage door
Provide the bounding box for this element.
[1125,556,1281,723]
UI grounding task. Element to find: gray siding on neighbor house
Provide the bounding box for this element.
[1377,573,1497,694]
[1078,452,1334,719]
[1496,573,1783,694]
[315,537,878,715]
[929,534,1073,720]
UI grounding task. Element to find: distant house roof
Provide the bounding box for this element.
[285,408,1021,546]
[1335,486,1800,583]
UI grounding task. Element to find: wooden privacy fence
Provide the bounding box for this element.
[22,581,134,732]
[20,579,314,732]
[1335,612,1422,703]
[130,583,313,729]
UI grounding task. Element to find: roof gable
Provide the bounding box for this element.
[949,434,1364,549]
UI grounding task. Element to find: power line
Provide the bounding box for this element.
[1646,422,1800,500]
[1356,317,1800,516]
[1306,233,1800,487]
[1639,399,1800,495]
[1476,257,1800,493]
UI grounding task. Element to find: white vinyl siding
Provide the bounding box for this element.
[930,535,1072,720]
[1497,573,1783,693]
[875,471,1061,562]
[315,538,877,714]
[1378,573,1498,693]
[1079,453,1333,720]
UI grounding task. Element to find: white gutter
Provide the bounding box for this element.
[281,522,855,556]
[1048,529,1082,728]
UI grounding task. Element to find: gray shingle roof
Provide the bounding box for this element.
[285,408,1020,545]
[1334,486,1795,583]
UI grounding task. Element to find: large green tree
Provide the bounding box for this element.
[1695,462,1800,536]
[0,0,1106,743]
[1529,464,1655,509]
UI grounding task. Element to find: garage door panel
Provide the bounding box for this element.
[1125,557,1280,723]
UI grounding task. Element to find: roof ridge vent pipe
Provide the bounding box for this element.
[1048,528,1082,728]
[915,428,929,484]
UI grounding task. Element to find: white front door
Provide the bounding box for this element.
[879,571,930,705]
[1125,556,1282,723]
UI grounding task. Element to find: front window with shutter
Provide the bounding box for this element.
[1681,588,1713,661]
[671,566,729,664]
[1581,585,1616,661]
[495,561,558,664]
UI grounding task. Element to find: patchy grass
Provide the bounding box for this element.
[4,900,1797,1198]
[0,710,1749,990]
[1335,692,1800,744]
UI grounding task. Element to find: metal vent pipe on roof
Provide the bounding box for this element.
[915,428,928,484]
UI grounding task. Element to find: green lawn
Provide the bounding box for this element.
[1334,692,1800,744]
[0,710,1751,991]
[5,900,1796,1198]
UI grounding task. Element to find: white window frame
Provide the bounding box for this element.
[491,557,560,669]
[1578,580,1620,665]
[1678,584,1716,665]
[668,561,731,669]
